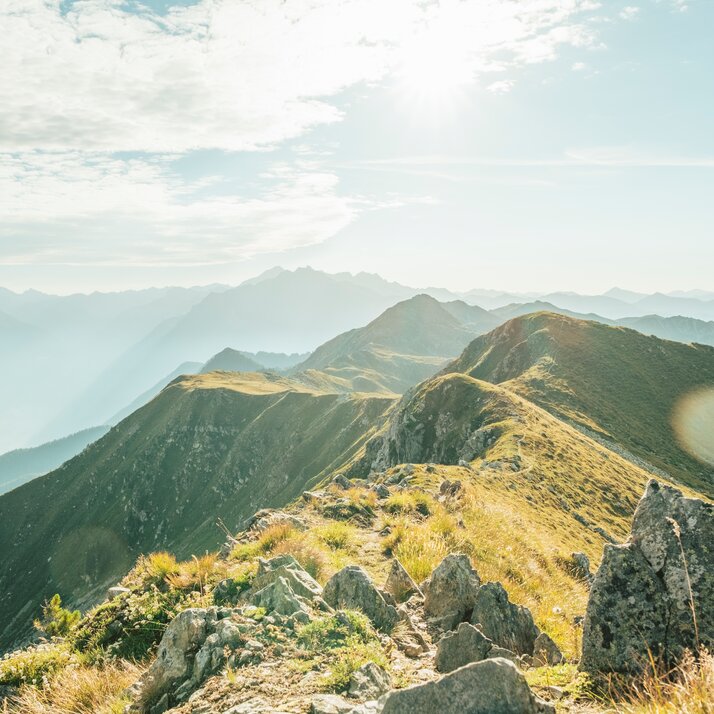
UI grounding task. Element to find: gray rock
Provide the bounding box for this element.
[470,582,539,655]
[244,509,307,534]
[630,480,713,659]
[435,622,493,673]
[136,608,211,708]
[348,662,392,699]
[106,586,130,600]
[438,480,463,499]
[581,542,668,673]
[333,473,353,489]
[570,553,593,583]
[581,480,713,673]
[251,576,312,617]
[423,554,480,631]
[384,559,421,602]
[252,554,323,601]
[375,658,554,713]
[223,699,276,713]
[323,566,399,632]
[372,484,390,499]
[311,695,357,714]
[532,632,564,666]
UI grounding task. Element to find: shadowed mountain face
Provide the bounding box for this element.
[0,372,395,650]
[449,312,714,495]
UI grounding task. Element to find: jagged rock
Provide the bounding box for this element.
[391,606,430,657]
[434,622,493,673]
[253,554,323,601]
[384,559,422,602]
[213,578,245,606]
[251,576,312,618]
[375,658,554,713]
[332,473,353,489]
[423,554,480,631]
[150,694,169,714]
[348,662,392,699]
[134,608,212,709]
[470,582,539,655]
[630,480,713,659]
[581,480,713,673]
[311,695,357,713]
[532,632,564,666]
[372,484,390,499]
[489,646,518,663]
[438,480,463,499]
[570,552,593,583]
[323,566,399,632]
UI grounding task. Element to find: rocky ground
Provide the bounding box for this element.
[1,471,711,714]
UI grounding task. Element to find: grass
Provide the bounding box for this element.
[314,522,356,550]
[383,490,435,516]
[614,649,714,713]
[296,611,389,693]
[0,643,77,687]
[4,661,141,714]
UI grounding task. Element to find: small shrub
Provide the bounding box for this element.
[0,643,76,687]
[314,522,355,550]
[34,594,81,638]
[297,610,376,652]
[165,553,218,591]
[230,523,296,561]
[143,552,180,582]
[384,491,435,517]
[322,639,389,692]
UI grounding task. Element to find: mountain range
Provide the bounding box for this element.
[1,305,712,651]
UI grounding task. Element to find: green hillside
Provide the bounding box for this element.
[0,372,395,651]
[449,312,714,495]
[295,295,482,394]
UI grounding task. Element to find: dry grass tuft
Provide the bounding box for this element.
[5,661,141,714]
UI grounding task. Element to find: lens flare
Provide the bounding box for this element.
[672,387,714,467]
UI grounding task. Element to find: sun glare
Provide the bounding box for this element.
[395,27,474,110]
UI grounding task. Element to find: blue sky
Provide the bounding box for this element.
[1,0,712,294]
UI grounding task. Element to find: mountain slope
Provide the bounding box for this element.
[200,349,265,374]
[294,295,484,393]
[0,372,395,650]
[0,426,109,496]
[448,312,714,494]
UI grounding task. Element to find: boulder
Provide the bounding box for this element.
[332,473,353,489]
[384,559,422,602]
[532,632,564,666]
[423,554,480,631]
[106,586,130,600]
[134,608,212,709]
[348,662,392,699]
[253,554,323,601]
[581,479,713,673]
[470,582,539,655]
[435,622,493,673]
[375,658,554,713]
[251,576,312,618]
[244,509,307,534]
[570,553,593,583]
[311,695,358,714]
[630,480,713,659]
[323,566,399,632]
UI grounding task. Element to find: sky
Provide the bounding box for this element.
[1,0,712,295]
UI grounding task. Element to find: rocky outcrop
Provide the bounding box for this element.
[323,566,399,632]
[384,559,422,602]
[581,480,713,673]
[375,658,554,714]
[252,554,323,601]
[348,662,392,699]
[251,576,312,620]
[470,582,539,655]
[434,622,493,673]
[423,554,480,630]
[532,632,564,666]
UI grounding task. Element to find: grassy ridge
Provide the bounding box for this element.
[449,312,714,495]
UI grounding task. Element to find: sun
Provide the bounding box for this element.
[395,26,474,111]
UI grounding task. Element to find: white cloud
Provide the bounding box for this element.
[0,0,607,266]
[619,6,641,19]
[572,61,587,71]
[487,80,516,93]
[0,0,603,154]
[0,152,355,265]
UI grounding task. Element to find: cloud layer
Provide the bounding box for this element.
[1,0,603,266]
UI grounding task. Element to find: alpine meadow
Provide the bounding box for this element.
[1,2,713,714]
